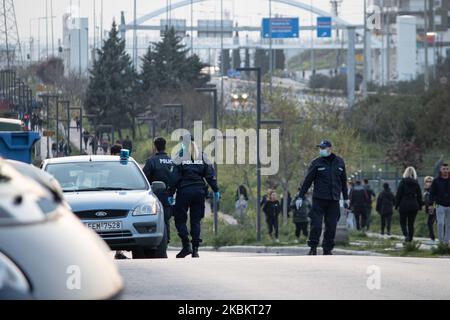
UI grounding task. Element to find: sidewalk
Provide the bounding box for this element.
[168,245,385,256]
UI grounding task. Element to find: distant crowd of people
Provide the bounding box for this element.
[82,129,133,156]
[253,162,450,246]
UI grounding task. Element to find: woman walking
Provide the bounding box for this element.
[423,176,437,243]
[395,167,424,242]
[171,135,220,258]
[376,183,395,235]
[262,191,281,242]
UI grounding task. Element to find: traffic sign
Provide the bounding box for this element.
[317,17,332,38]
[262,17,299,39]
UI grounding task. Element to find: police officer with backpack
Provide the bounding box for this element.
[143,137,175,244]
[170,134,220,258]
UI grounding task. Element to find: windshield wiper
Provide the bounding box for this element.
[64,187,133,192]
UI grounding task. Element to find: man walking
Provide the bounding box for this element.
[363,179,376,231]
[143,137,175,247]
[430,163,450,245]
[123,136,133,155]
[296,140,349,255]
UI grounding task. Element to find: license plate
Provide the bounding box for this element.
[85,221,122,232]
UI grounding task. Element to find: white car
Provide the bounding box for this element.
[41,154,168,259]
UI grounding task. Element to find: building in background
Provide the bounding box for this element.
[62,14,89,75]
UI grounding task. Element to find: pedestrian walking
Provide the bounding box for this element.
[430,163,450,245]
[262,191,281,242]
[142,137,175,258]
[82,130,90,150]
[291,192,312,243]
[395,167,423,243]
[235,185,249,221]
[90,134,98,155]
[296,140,349,255]
[349,180,369,231]
[100,134,110,155]
[75,116,81,132]
[170,134,219,258]
[423,176,437,242]
[376,183,395,235]
[363,179,376,230]
[123,136,133,155]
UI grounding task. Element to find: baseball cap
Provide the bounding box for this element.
[316,140,332,149]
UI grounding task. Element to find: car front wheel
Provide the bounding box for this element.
[132,227,168,259]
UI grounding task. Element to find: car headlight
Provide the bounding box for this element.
[132,201,158,216]
[0,252,30,294]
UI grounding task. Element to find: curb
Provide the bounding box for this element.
[168,245,386,257]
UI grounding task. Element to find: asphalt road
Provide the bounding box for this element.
[117,251,450,300]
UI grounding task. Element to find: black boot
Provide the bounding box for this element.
[192,246,199,258]
[323,250,333,256]
[308,248,317,256]
[176,242,192,258]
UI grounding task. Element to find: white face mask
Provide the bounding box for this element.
[319,149,330,157]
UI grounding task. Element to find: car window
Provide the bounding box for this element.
[45,161,149,192]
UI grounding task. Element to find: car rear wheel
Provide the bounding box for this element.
[132,226,168,259]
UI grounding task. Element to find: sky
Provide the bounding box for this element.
[14,0,364,55]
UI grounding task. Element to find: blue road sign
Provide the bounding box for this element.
[317,17,332,38]
[262,17,299,39]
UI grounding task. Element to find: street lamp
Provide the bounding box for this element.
[195,86,219,236]
[237,67,262,242]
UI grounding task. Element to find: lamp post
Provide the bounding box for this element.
[237,67,262,241]
[195,86,219,236]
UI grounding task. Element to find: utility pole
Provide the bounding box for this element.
[220,0,224,125]
[93,0,96,55]
[51,0,54,57]
[190,0,194,55]
[100,0,103,45]
[424,0,429,91]
[45,0,49,59]
[310,0,315,77]
[269,0,273,93]
[133,0,137,69]
[363,0,368,97]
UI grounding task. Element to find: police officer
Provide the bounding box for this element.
[143,137,174,244]
[170,134,219,258]
[296,140,349,255]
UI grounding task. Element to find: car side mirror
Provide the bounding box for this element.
[151,181,166,193]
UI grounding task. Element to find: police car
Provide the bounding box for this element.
[41,151,168,259]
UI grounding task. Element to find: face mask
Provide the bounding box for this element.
[319,149,330,157]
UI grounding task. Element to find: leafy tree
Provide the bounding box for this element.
[141,27,209,92]
[84,21,139,139]
[36,57,64,85]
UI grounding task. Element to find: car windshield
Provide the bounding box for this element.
[45,161,149,192]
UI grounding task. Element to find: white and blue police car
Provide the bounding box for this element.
[41,150,168,259]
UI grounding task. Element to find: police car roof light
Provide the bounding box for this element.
[120,149,130,161]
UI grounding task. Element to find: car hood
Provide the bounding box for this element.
[64,190,156,212]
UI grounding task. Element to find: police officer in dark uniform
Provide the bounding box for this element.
[170,134,219,258]
[143,137,174,244]
[296,140,349,255]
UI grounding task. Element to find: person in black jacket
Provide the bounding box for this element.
[430,163,450,244]
[349,180,369,231]
[395,167,424,243]
[376,183,395,235]
[296,140,349,255]
[143,137,175,248]
[170,135,219,258]
[363,179,376,229]
[291,192,312,242]
[262,191,281,242]
[423,176,436,242]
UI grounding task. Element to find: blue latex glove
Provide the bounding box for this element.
[168,196,175,206]
[215,192,221,202]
